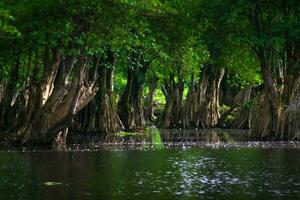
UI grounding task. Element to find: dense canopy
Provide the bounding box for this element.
[0,0,299,146]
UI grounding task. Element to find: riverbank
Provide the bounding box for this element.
[1,128,299,151]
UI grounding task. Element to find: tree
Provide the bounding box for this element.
[233,0,300,139]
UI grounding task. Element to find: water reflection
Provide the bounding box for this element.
[1,129,299,200]
[67,128,299,150]
[0,149,299,200]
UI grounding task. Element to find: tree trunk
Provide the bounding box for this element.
[0,55,20,129]
[228,85,253,129]
[73,99,97,133]
[194,66,225,128]
[245,3,299,140]
[144,77,158,122]
[97,61,124,134]
[279,87,300,140]
[118,50,149,131]
[181,81,197,128]
[158,75,184,128]
[73,51,124,134]
[181,65,225,128]
[251,49,284,139]
[9,53,98,145]
[118,69,146,131]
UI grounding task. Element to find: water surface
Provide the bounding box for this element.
[0,128,299,200]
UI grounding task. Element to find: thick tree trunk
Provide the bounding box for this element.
[158,75,184,128]
[229,85,253,129]
[279,87,300,140]
[246,5,298,140]
[278,39,300,139]
[38,47,61,107]
[118,69,146,131]
[181,65,225,128]
[181,81,197,129]
[194,66,225,128]
[250,93,271,138]
[230,106,251,129]
[250,89,284,139]
[74,99,97,133]
[73,51,124,134]
[248,65,298,139]
[0,56,20,129]
[144,77,158,122]
[118,50,149,131]
[97,63,124,134]
[251,50,284,139]
[158,84,175,128]
[8,53,98,145]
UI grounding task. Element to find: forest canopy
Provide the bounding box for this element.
[0,0,299,145]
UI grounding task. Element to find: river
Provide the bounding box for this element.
[0,128,299,200]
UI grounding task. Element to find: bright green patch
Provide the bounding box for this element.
[116,128,151,137]
[44,182,62,186]
[151,128,164,149]
[117,131,141,137]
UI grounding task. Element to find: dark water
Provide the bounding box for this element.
[0,128,299,200]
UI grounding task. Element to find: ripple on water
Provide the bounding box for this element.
[0,129,299,199]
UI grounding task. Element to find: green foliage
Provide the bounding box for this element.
[1,0,297,111]
[225,48,262,87]
[0,5,20,38]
